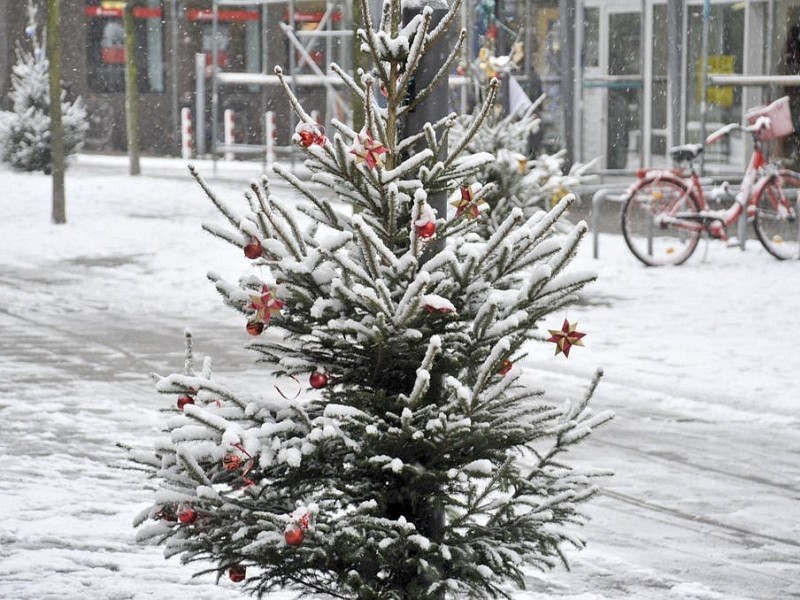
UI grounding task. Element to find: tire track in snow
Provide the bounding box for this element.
[595,438,800,495]
[600,488,800,551]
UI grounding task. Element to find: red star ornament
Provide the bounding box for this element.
[350,132,387,169]
[450,185,485,219]
[547,319,586,358]
[248,286,284,325]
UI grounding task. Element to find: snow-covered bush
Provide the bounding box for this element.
[0,2,87,173]
[450,103,596,234]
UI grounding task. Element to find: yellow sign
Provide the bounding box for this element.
[697,55,735,107]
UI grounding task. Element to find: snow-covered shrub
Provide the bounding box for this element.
[450,103,596,234]
[0,2,87,173]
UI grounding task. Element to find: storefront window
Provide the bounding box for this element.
[686,3,744,152]
[85,0,164,94]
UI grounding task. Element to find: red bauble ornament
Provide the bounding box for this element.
[298,129,315,147]
[177,395,195,410]
[309,371,329,389]
[243,240,263,260]
[223,453,242,471]
[284,527,305,546]
[178,507,198,524]
[228,565,247,583]
[424,303,453,315]
[416,221,436,239]
[296,123,326,147]
[498,359,512,375]
[246,320,265,336]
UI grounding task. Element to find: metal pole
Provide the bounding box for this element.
[195,53,206,156]
[211,0,219,166]
[667,0,682,148]
[574,0,583,164]
[461,0,470,113]
[639,0,646,169]
[289,0,297,168]
[261,3,268,169]
[699,0,710,174]
[170,0,180,154]
[558,0,576,168]
[326,0,333,128]
[767,0,775,77]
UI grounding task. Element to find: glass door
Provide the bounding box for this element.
[606,11,643,170]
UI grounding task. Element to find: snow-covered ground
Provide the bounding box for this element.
[0,155,797,600]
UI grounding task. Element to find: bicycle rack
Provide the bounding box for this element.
[590,186,629,258]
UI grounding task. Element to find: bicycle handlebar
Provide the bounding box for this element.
[705,117,771,145]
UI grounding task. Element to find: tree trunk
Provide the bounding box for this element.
[47,0,66,224]
[124,1,141,175]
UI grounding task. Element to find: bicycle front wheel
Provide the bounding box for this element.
[753,170,800,260]
[621,178,701,266]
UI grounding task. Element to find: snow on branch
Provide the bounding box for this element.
[380,148,435,184]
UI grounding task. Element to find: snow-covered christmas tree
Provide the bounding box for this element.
[0,1,87,174]
[126,0,612,597]
[450,102,596,235]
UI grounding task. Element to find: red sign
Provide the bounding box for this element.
[84,7,162,18]
[101,46,125,64]
[186,9,259,22]
[288,9,343,23]
[205,52,229,68]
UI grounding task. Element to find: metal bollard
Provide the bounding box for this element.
[265,111,276,169]
[180,107,193,160]
[223,109,235,161]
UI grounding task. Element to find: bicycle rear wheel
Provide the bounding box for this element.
[621,178,701,266]
[753,170,800,260]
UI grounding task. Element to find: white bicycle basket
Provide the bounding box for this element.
[745,96,794,141]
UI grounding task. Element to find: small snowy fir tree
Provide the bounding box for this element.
[450,103,596,235]
[125,0,613,597]
[0,1,87,173]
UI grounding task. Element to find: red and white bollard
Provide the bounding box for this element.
[265,111,276,168]
[180,107,193,160]
[223,109,236,161]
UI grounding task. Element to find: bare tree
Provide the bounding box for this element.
[124,1,141,175]
[46,0,65,223]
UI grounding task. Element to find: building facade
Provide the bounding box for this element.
[576,0,800,172]
[2,0,799,170]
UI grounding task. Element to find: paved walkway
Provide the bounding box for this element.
[0,158,798,599]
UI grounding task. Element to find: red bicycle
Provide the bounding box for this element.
[621,97,800,266]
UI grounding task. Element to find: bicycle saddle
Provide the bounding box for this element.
[670,144,704,163]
